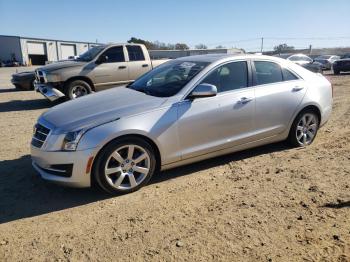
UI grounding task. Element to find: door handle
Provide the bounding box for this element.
[238,97,253,104]
[118,66,127,69]
[292,86,304,92]
[142,64,149,67]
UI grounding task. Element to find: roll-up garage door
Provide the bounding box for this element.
[27,42,47,65]
[27,42,46,55]
[61,44,76,59]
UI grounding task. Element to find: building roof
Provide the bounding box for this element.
[0,34,101,45]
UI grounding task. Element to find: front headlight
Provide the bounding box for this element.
[46,73,61,82]
[62,129,86,151]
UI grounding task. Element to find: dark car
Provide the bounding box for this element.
[11,71,36,90]
[275,54,323,73]
[333,54,350,75]
[314,55,340,70]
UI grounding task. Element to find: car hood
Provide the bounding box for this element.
[13,71,35,77]
[40,87,167,134]
[293,61,311,66]
[37,60,87,73]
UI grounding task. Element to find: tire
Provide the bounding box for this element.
[30,79,35,90]
[334,69,340,75]
[288,110,319,147]
[92,137,157,195]
[65,79,92,100]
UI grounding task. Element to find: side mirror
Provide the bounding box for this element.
[189,83,217,99]
[95,55,107,64]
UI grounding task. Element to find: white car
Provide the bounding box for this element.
[31,54,333,194]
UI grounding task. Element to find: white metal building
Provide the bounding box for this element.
[0,35,101,65]
[149,48,244,59]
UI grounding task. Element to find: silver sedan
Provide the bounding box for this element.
[31,54,333,194]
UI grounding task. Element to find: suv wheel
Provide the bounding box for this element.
[93,137,156,195]
[288,110,319,147]
[65,80,92,100]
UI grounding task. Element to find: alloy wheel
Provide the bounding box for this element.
[296,113,318,146]
[104,145,150,190]
[71,85,88,98]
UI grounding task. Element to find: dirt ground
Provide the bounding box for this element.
[0,67,349,262]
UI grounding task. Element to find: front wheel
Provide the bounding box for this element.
[288,110,319,147]
[93,137,156,195]
[65,80,92,100]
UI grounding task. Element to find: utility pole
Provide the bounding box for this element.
[260,37,264,54]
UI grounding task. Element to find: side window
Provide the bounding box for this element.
[282,68,298,81]
[201,61,248,93]
[254,61,282,85]
[101,46,125,63]
[127,45,145,61]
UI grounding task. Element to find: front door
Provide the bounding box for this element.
[93,46,129,90]
[177,61,255,160]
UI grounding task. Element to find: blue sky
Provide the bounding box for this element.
[1,0,350,51]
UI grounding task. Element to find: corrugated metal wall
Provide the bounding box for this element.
[0,36,23,63]
[0,35,101,65]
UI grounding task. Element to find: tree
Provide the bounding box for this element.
[175,43,189,50]
[216,45,225,49]
[127,37,190,50]
[195,44,208,49]
[127,37,155,49]
[273,43,295,53]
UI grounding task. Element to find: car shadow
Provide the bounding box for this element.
[322,201,350,209]
[153,142,289,184]
[0,155,110,224]
[0,98,53,112]
[0,142,289,224]
[0,88,22,93]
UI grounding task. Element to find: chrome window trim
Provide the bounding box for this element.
[251,59,304,88]
[181,59,251,101]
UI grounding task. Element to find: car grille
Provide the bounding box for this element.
[31,123,51,148]
[35,70,46,84]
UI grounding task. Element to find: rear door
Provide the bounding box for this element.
[93,46,129,90]
[252,60,306,139]
[126,45,151,80]
[177,60,255,159]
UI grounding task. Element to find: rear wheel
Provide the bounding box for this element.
[288,110,319,147]
[65,80,92,100]
[334,69,340,75]
[93,137,156,195]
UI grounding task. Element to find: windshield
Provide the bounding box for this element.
[289,55,312,62]
[76,45,106,62]
[128,60,210,97]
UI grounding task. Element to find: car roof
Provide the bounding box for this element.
[175,53,284,63]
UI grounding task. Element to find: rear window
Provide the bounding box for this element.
[282,68,299,81]
[127,45,145,61]
[254,61,282,85]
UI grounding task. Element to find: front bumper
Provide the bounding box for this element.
[34,82,65,101]
[31,145,96,188]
